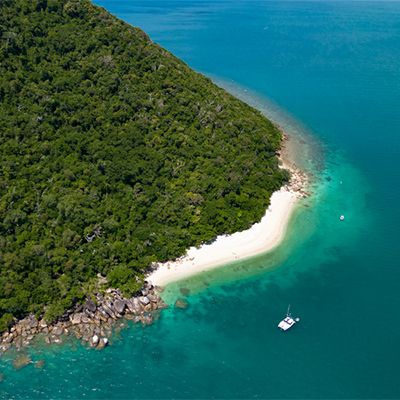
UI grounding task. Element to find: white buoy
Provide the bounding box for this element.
[340,215,345,221]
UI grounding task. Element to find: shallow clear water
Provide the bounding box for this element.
[1,1,400,398]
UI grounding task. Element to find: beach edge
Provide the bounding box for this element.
[146,139,308,287]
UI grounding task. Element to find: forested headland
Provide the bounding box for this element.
[0,0,288,331]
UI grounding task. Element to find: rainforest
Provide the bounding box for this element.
[0,0,288,330]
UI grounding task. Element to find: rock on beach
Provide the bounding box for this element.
[113,299,126,314]
[91,335,99,347]
[0,283,166,355]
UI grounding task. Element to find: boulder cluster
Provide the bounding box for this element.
[0,283,166,354]
[286,166,309,197]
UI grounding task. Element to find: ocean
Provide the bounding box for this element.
[1,1,400,398]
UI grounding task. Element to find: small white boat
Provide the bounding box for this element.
[278,305,299,331]
[340,215,345,221]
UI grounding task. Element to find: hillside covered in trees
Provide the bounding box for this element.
[0,0,288,330]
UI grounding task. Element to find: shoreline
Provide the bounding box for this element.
[0,116,309,360]
[0,284,167,356]
[147,146,308,287]
[0,137,308,359]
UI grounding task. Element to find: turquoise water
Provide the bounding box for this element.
[2,1,400,398]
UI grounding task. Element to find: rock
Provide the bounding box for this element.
[52,326,64,336]
[174,298,188,309]
[91,335,99,347]
[85,299,97,313]
[75,304,83,313]
[140,313,153,326]
[125,300,136,313]
[0,344,11,353]
[158,301,168,310]
[4,335,13,344]
[144,303,152,312]
[86,325,95,336]
[113,299,125,314]
[179,287,191,296]
[139,296,150,306]
[147,294,158,303]
[0,287,171,354]
[28,317,38,329]
[84,309,95,318]
[98,312,109,323]
[97,306,108,316]
[12,354,32,370]
[70,313,82,325]
[97,337,108,350]
[35,359,45,369]
[103,303,116,318]
[105,299,114,307]
[14,339,23,350]
[131,298,141,311]
[75,331,82,340]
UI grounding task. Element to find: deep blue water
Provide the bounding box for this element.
[1,1,400,398]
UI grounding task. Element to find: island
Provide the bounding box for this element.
[0,0,304,351]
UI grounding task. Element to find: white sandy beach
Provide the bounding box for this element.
[147,163,306,287]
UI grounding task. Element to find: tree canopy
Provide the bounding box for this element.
[0,0,288,330]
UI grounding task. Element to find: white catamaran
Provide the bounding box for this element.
[278,305,300,331]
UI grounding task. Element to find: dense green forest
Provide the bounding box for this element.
[0,0,288,330]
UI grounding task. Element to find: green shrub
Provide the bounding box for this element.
[0,313,14,332]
